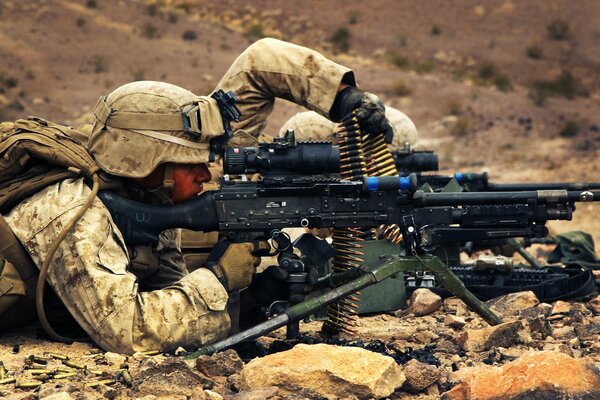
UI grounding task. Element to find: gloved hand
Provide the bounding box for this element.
[249,260,320,308]
[206,240,271,291]
[331,86,394,143]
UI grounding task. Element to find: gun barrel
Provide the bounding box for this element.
[413,190,600,207]
[487,182,600,191]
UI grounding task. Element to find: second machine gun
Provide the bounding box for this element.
[393,143,600,193]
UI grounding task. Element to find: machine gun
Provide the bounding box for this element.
[97,135,598,353]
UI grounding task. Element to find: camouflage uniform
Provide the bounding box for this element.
[3,38,354,354]
[279,107,418,148]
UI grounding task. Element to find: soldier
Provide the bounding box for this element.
[279,106,418,147]
[0,38,394,354]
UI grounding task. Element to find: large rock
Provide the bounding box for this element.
[551,300,572,315]
[402,359,443,393]
[486,291,539,318]
[457,321,523,352]
[406,288,442,317]
[238,343,405,399]
[443,351,600,400]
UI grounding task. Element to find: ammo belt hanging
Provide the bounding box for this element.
[322,110,400,335]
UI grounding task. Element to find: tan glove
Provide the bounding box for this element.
[207,240,271,291]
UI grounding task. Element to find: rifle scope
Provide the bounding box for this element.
[224,140,340,175]
[393,149,439,173]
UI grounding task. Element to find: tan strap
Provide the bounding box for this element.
[162,164,175,190]
[109,112,186,131]
[129,129,211,150]
[93,96,188,132]
[92,96,112,126]
[92,95,225,140]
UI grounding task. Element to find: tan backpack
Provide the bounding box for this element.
[0,116,101,341]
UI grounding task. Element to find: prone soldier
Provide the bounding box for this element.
[0,38,395,354]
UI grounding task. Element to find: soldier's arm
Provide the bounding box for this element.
[216,38,356,138]
[5,179,230,354]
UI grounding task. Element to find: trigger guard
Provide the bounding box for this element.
[270,230,293,254]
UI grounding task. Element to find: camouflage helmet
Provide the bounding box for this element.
[386,106,418,150]
[280,106,418,149]
[88,81,225,178]
[278,111,337,142]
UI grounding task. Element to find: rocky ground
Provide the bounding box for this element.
[1,1,600,399]
[2,288,600,399]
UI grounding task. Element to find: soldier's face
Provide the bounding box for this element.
[171,164,212,203]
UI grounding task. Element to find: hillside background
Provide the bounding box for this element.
[1,0,599,245]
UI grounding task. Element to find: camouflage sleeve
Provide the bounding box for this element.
[216,38,355,138]
[5,178,230,354]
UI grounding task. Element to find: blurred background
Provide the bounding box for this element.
[1,0,599,243]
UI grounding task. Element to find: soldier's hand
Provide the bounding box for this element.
[332,87,393,143]
[207,240,271,291]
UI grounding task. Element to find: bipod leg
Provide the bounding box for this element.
[412,255,502,325]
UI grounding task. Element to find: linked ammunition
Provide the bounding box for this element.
[0,377,16,385]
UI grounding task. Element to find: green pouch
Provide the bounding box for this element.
[548,231,600,269]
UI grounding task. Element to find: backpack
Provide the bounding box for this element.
[0,117,100,213]
[0,116,101,342]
